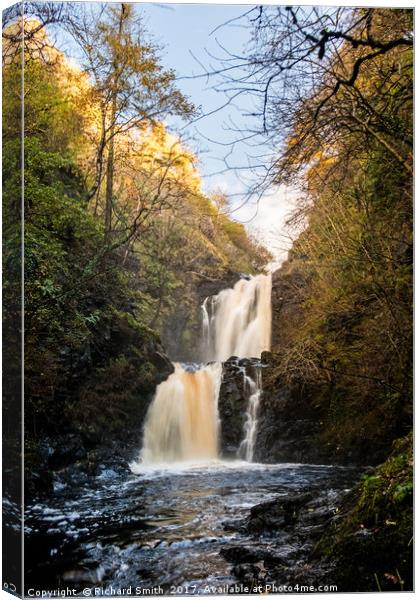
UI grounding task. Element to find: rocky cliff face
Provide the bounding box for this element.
[254,354,326,464]
[162,270,247,362]
[218,358,262,457]
[25,311,174,500]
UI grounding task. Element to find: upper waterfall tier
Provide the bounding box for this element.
[201,273,272,362]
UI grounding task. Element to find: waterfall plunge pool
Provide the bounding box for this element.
[25,460,360,596]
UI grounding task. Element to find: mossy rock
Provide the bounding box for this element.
[316,432,413,591]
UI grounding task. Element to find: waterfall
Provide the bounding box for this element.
[200,296,211,355]
[201,274,272,362]
[133,363,222,467]
[133,274,272,467]
[238,368,262,462]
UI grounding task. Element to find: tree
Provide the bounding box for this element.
[206,7,413,190]
[66,2,195,240]
[2,2,66,64]
[254,9,413,460]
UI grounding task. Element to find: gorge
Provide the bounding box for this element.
[2,5,412,596]
[23,265,413,595]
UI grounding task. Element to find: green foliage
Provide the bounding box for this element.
[2,52,155,437]
[3,58,85,153]
[280,141,412,457]
[317,433,413,591]
[356,436,413,518]
[2,18,270,450]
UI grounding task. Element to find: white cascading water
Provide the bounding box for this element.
[237,369,263,462]
[133,274,271,466]
[201,274,272,362]
[201,296,211,352]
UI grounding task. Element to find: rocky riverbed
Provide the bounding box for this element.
[24,461,360,596]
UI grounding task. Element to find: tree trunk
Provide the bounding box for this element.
[104,110,116,242]
[104,3,126,242]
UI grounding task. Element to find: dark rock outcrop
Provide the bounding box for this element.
[218,357,264,457]
[195,270,244,303]
[254,360,327,464]
[247,493,313,533]
[216,352,329,464]
[218,358,248,456]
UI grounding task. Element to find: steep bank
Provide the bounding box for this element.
[253,246,411,466]
[238,5,413,471]
[221,433,412,592]
[24,308,174,499]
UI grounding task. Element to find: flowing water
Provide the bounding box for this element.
[133,274,272,467]
[136,363,222,465]
[25,461,359,595]
[201,274,272,363]
[238,369,263,462]
[25,274,360,594]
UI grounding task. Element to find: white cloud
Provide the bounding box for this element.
[230,186,300,270]
[203,170,301,271]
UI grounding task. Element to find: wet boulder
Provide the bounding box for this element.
[247,493,313,534]
[218,357,265,457]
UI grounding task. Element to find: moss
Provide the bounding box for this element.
[111,308,158,342]
[69,353,156,444]
[317,433,413,591]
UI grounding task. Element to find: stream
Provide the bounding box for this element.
[25,460,359,596]
[24,274,361,596]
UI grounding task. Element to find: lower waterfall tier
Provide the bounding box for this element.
[133,363,222,466]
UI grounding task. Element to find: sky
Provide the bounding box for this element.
[55,2,298,267]
[138,3,298,266]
